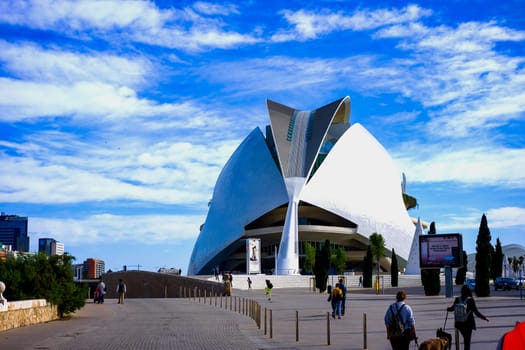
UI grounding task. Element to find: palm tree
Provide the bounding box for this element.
[512,256,519,277]
[369,232,385,290]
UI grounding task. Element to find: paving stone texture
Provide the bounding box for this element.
[0,284,524,349]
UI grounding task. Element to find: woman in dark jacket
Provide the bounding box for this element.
[447,285,490,350]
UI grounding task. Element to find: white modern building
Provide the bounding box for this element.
[188,97,417,275]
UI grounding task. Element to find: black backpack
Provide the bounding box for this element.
[388,304,406,338]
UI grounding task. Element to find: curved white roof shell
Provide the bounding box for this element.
[301,123,416,259]
[187,128,288,275]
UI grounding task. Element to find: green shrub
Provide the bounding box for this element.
[0,253,86,318]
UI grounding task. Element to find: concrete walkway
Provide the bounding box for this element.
[0,285,524,349]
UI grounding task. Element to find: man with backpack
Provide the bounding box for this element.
[447,285,489,350]
[331,283,343,319]
[384,290,416,350]
[338,278,347,316]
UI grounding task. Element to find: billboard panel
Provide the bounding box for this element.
[419,233,463,268]
[246,239,261,274]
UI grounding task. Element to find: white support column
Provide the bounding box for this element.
[276,177,305,275]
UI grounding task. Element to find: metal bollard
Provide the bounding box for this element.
[327,312,331,345]
[296,310,299,342]
[363,313,367,349]
[270,309,273,338]
[257,304,261,329]
[264,308,267,335]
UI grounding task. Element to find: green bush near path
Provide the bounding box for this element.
[0,253,86,318]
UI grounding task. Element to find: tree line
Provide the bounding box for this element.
[309,213,521,297]
[0,253,86,317]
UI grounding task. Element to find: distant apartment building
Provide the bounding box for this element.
[83,258,105,279]
[0,212,29,252]
[38,238,65,256]
[72,263,83,281]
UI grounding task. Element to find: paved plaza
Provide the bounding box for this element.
[0,285,523,349]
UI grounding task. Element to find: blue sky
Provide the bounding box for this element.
[0,0,524,274]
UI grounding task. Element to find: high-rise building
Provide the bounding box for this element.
[83,258,105,279]
[0,212,29,252]
[38,238,64,256]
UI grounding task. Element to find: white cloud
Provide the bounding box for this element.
[269,6,525,138]
[273,5,431,41]
[0,77,231,125]
[0,0,259,51]
[436,207,525,233]
[373,21,525,137]
[31,213,205,244]
[394,144,525,188]
[193,2,239,16]
[486,207,525,228]
[0,134,238,205]
[0,40,152,87]
[0,79,150,121]
[0,0,171,31]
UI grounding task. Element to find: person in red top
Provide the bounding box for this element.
[497,321,525,350]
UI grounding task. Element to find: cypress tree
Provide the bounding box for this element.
[475,214,492,297]
[455,251,468,285]
[421,222,441,295]
[491,238,503,280]
[314,240,330,292]
[391,249,399,287]
[363,245,373,288]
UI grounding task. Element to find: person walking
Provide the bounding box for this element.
[447,285,489,350]
[338,278,347,316]
[326,285,335,316]
[116,279,127,304]
[384,290,416,350]
[247,277,252,289]
[223,275,232,296]
[331,283,343,319]
[97,278,106,304]
[265,279,273,301]
[359,275,363,287]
